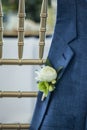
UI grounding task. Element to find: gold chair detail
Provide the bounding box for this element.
[0,0,48,129]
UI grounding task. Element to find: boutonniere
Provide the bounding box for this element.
[35,58,63,101]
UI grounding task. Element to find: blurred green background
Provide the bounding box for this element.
[2,0,52,22]
[2,0,56,34]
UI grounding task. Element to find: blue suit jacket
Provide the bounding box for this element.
[30,0,87,130]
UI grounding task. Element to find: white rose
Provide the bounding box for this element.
[35,66,57,82]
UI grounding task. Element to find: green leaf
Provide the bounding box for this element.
[44,88,49,97]
[45,58,52,67]
[44,81,49,89]
[38,82,46,92]
[56,66,63,74]
[49,85,54,92]
[37,80,56,99]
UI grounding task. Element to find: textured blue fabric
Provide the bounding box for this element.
[30,0,87,130]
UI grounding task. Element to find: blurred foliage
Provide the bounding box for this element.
[25,0,42,23]
[48,0,52,7]
[2,0,18,12]
[2,0,52,23]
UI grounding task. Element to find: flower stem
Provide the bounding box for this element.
[41,93,46,101]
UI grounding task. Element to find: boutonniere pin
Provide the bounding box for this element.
[35,59,63,101]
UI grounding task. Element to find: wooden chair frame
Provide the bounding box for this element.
[0,0,48,129]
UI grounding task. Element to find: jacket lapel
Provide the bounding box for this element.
[30,45,75,130]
